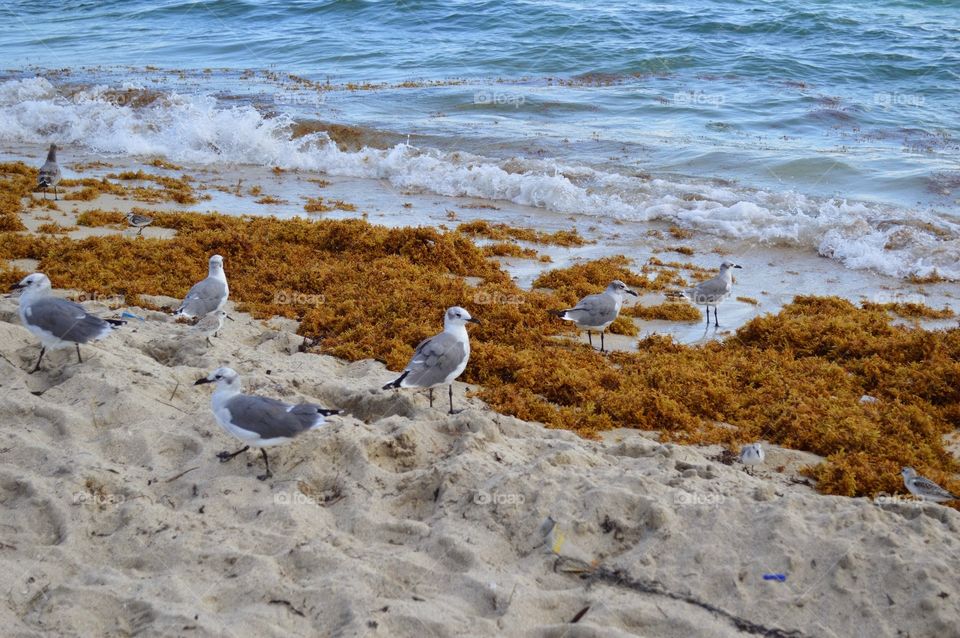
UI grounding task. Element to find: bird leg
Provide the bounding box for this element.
[714,307,719,327]
[600,331,605,353]
[30,347,46,373]
[705,307,710,325]
[137,227,144,236]
[257,449,272,481]
[428,387,434,408]
[587,331,593,349]
[447,384,461,415]
[54,185,58,201]
[217,445,250,462]
[75,343,83,363]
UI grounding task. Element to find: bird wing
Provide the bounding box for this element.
[400,331,467,387]
[177,276,228,316]
[37,160,61,186]
[688,274,731,304]
[25,297,113,342]
[223,394,323,440]
[912,476,956,498]
[562,292,617,328]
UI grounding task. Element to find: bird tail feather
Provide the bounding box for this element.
[382,370,410,390]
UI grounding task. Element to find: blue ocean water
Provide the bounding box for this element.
[0,0,958,278]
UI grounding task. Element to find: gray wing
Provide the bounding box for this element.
[562,292,617,328]
[224,394,325,439]
[688,274,731,304]
[37,160,61,187]
[25,297,113,343]
[912,476,956,498]
[400,331,467,387]
[177,277,227,316]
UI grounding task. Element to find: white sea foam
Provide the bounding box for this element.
[1,77,957,280]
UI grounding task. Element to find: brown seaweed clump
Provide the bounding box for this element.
[0,204,957,502]
[304,197,357,213]
[0,162,32,231]
[457,220,591,247]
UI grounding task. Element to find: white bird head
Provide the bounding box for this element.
[9,272,52,295]
[444,306,480,328]
[194,366,240,390]
[208,254,225,272]
[606,279,639,297]
[901,467,917,480]
[720,261,742,272]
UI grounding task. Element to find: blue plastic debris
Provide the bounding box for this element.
[121,311,145,321]
[762,574,787,582]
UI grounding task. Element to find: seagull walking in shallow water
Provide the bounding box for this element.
[37,143,61,200]
[550,280,637,352]
[670,261,742,327]
[10,272,124,372]
[174,254,229,318]
[195,367,341,480]
[382,306,480,414]
[901,467,957,503]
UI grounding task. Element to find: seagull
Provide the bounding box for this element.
[37,143,61,200]
[669,261,742,327]
[9,272,124,372]
[191,309,228,345]
[550,280,637,352]
[740,443,764,474]
[194,367,341,480]
[901,467,957,503]
[382,306,480,414]
[174,254,229,318]
[125,212,153,236]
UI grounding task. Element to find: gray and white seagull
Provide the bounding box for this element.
[10,272,124,372]
[670,261,742,327]
[382,306,480,414]
[550,280,637,352]
[195,367,341,480]
[901,467,957,503]
[36,143,62,200]
[174,254,229,318]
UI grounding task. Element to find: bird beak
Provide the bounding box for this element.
[626,289,639,297]
[225,314,235,321]
[9,282,24,291]
[194,377,213,385]
[734,264,742,269]
[467,317,481,325]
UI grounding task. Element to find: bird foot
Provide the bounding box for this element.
[216,451,234,462]
[448,408,465,416]
[257,472,272,481]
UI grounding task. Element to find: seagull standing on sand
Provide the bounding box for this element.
[740,443,764,474]
[670,261,742,327]
[192,309,228,345]
[174,254,228,318]
[125,212,153,236]
[550,280,637,352]
[195,367,341,480]
[901,467,957,503]
[382,306,480,414]
[9,273,124,372]
[37,143,61,200]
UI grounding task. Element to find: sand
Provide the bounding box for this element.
[0,289,958,638]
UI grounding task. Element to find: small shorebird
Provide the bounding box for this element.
[174,254,229,318]
[191,309,228,345]
[195,367,341,480]
[383,306,480,414]
[37,143,61,200]
[550,280,638,352]
[10,272,124,372]
[125,211,153,236]
[669,261,742,327]
[901,467,957,503]
[740,443,765,474]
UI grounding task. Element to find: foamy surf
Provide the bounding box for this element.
[1,77,957,281]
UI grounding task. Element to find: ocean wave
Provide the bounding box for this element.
[1,77,957,280]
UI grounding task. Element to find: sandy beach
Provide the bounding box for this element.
[1,292,958,637]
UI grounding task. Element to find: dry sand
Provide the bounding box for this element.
[0,290,958,638]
